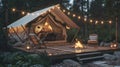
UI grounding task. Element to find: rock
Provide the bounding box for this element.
[114,66,120,67]
[106,60,116,65]
[30,64,43,67]
[97,64,113,67]
[21,62,30,67]
[7,64,13,67]
[63,59,81,67]
[103,54,116,60]
[114,51,120,59]
[93,61,107,65]
[115,59,120,65]
[86,63,101,67]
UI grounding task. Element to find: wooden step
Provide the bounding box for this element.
[77,56,103,61]
[76,52,102,57]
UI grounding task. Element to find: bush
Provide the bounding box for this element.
[1,51,50,67]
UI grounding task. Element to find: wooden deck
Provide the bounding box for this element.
[16,43,120,64]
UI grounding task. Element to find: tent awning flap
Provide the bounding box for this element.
[7,5,55,28]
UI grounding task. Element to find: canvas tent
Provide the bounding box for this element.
[7,4,79,44]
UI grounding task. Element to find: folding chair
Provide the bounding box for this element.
[29,33,46,48]
[87,34,98,46]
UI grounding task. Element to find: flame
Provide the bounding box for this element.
[75,39,84,49]
[44,22,53,31]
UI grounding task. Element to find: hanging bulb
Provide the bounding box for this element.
[27,12,30,15]
[63,10,66,12]
[67,12,70,15]
[109,21,112,24]
[12,8,16,11]
[90,19,93,23]
[73,14,76,17]
[78,16,81,19]
[21,11,25,15]
[48,9,51,12]
[84,18,87,21]
[101,21,104,24]
[95,21,98,24]
[57,6,60,9]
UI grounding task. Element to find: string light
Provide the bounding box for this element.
[48,9,51,12]
[95,21,98,24]
[78,16,81,19]
[67,12,70,15]
[27,12,30,15]
[90,19,93,23]
[21,11,25,15]
[57,6,60,9]
[101,21,104,24]
[63,10,66,12]
[10,5,114,25]
[73,14,76,17]
[84,18,87,22]
[12,8,16,12]
[109,21,112,24]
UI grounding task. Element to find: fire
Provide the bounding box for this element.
[44,22,53,31]
[74,39,84,49]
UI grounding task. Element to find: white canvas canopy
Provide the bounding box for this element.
[7,5,55,28]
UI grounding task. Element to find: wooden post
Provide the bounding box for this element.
[115,17,118,45]
[72,29,80,42]
[11,27,23,42]
[8,29,14,38]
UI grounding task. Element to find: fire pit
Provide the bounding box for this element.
[72,39,86,49]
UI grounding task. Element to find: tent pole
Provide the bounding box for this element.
[11,27,23,42]
[8,29,14,38]
[21,24,28,35]
[71,29,80,42]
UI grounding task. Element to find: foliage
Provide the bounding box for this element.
[0,51,50,67]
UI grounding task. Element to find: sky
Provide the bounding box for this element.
[69,0,93,5]
[0,0,3,7]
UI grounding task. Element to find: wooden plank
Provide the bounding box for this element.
[76,52,101,56]
[78,56,103,61]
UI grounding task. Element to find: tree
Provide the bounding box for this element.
[0,0,11,51]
